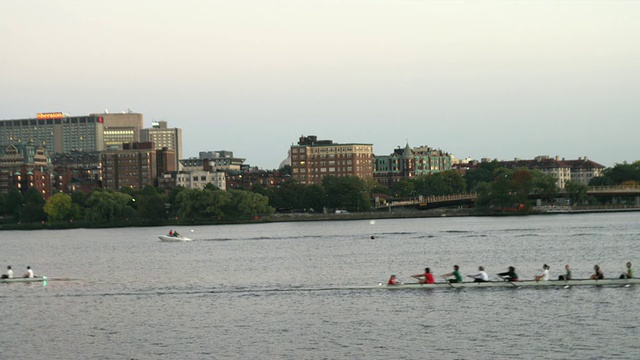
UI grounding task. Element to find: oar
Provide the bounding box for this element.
[497,275,518,288]
[441,275,455,288]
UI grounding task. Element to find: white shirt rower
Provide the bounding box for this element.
[7,266,13,278]
[24,266,34,278]
[535,264,550,281]
[468,266,489,282]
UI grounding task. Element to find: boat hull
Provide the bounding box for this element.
[0,276,75,284]
[381,278,640,289]
[0,277,46,283]
[158,235,192,242]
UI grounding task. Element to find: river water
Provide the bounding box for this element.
[1,212,639,359]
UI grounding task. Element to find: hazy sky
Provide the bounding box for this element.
[1,1,638,168]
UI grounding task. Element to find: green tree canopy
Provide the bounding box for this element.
[4,187,24,218]
[44,192,73,222]
[20,187,46,223]
[84,190,136,222]
[323,176,370,212]
[589,161,640,186]
[564,181,589,205]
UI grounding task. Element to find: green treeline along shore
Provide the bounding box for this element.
[1,161,639,230]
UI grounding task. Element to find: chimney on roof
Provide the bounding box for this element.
[584,156,588,161]
[555,156,559,161]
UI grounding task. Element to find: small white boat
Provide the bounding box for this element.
[0,276,76,284]
[158,235,192,242]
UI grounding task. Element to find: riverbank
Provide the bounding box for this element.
[2,205,639,230]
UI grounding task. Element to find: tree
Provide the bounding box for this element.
[174,188,231,220]
[511,169,533,205]
[323,176,370,212]
[44,192,73,222]
[530,170,558,203]
[4,187,23,218]
[136,192,169,221]
[225,190,273,219]
[475,172,515,209]
[464,161,502,191]
[590,161,640,186]
[391,179,415,198]
[268,180,305,211]
[84,190,135,222]
[301,184,325,212]
[20,187,46,223]
[414,171,466,196]
[565,181,589,205]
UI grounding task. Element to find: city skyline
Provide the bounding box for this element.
[1,1,638,169]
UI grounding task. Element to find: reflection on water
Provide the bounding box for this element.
[1,212,639,359]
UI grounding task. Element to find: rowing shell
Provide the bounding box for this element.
[380,278,640,289]
[0,277,76,284]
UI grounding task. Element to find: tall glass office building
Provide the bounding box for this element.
[0,113,105,153]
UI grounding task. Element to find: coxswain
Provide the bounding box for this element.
[441,265,463,283]
[387,275,401,285]
[411,267,435,284]
[497,266,519,282]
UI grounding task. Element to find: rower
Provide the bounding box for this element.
[23,266,34,278]
[620,262,633,279]
[497,266,519,281]
[411,267,435,284]
[441,265,462,283]
[535,264,550,282]
[559,264,572,280]
[590,265,604,280]
[387,275,401,285]
[467,266,489,282]
[0,265,12,279]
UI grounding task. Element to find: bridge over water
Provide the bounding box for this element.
[382,185,640,209]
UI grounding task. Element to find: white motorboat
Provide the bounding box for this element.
[158,234,192,242]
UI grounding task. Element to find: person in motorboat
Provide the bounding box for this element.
[23,266,34,278]
[173,230,180,237]
[168,230,174,236]
[558,264,572,280]
[467,266,489,282]
[534,264,550,282]
[620,262,633,279]
[387,275,401,285]
[411,267,435,284]
[497,266,519,282]
[590,265,604,280]
[441,265,463,283]
[1,265,12,279]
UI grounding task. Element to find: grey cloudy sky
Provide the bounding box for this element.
[1,1,638,168]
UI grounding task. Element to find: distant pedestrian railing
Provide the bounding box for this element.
[386,193,478,208]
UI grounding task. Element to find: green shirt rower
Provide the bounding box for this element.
[442,265,463,283]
